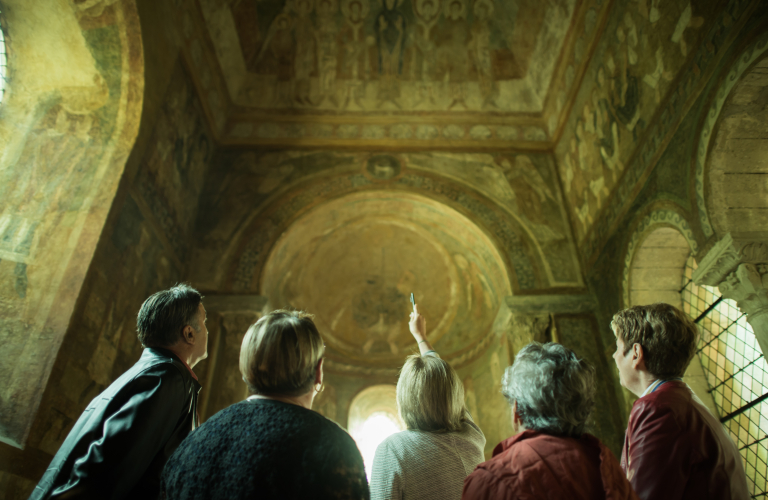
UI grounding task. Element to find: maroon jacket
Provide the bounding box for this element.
[621,380,749,500]
[463,430,638,500]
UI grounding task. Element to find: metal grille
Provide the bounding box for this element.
[0,10,5,104]
[681,255,768,497]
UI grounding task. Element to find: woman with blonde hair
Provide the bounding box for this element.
[369,304,486,500]
[161,310,369,500]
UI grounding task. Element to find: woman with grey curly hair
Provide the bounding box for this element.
[462,342,638,500]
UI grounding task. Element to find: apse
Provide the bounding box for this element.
[260,190,512,368]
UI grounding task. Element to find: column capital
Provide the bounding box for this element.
[693,234,768,287]
[693,234,768,356]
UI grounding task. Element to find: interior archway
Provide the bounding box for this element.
[626,225,716,415]
[706,54,768,241]
[260,190,513,369]
[347,384,404,478]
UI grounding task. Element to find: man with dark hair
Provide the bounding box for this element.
[30,284,207,500]
[612,302,749,500]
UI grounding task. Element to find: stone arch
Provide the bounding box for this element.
[220,171,545,294]
[695,30,768,238]
[347,384,404,475]
[705,47,768,241]
[621,208,698,309]
[622,210,716,414]
[257,190,513,368]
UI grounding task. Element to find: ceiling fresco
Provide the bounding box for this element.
[260,191,511,365]
[216,0,574,113]
[180,0,609,148]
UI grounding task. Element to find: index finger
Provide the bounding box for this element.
[413,303,419,314]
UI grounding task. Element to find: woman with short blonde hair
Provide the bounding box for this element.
[162,310,369,500]
[240,310,325,396]
[370,305,486,500]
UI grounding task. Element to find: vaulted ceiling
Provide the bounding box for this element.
[181,0,609,150]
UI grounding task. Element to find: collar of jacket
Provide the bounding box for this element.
[141,347,202,391]
[492,429,539,457]
[491,429,604,457]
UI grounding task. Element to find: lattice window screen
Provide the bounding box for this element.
[681,255,768,497]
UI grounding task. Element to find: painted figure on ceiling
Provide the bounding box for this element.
[436,0,470,109]
[339,0,371,108]
[412,0,441,107]
[260,13,297,106]
[469,0,497,108]
[292,0,317,105]
[316,0,340,106]
[376,0,405,107]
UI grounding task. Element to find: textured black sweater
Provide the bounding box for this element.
[161,398,369,500]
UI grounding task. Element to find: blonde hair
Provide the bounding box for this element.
[396,354,467,432]
[239,310,325,397]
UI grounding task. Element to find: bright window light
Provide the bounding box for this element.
[347,385,405,480]
[352,411,403,480]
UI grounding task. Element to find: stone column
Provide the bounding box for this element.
[502,294,598,358]
[199,295,266,420]
[692,234,768,356]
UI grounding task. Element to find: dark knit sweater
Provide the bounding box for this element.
[161,398,369,500]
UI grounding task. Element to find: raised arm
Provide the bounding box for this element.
[409,304,437,356]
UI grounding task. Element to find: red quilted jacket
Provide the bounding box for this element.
[462,430,638,500]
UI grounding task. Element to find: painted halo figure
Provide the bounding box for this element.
[161,310,369,500]
[462,342,638,500]
[369,304,486,500]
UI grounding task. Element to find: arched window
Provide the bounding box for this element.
[0,8,6,104]
[681,254,768,496]
[347,385,405,479]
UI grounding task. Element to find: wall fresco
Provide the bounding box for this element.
[0,0,143,450]
[555,0,716,244]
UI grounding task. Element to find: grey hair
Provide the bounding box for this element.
[501,342,595,437]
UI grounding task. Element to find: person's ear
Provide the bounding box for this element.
[632,343,644,369]
[182,324,196,346]
[315,358,324,386]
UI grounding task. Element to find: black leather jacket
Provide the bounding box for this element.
[30,348,201,500]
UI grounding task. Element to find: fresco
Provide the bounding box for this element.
[25,61,214,474]
[555,0,713,244]
[201,0,576,112]
[135,64,214,256]
[0,0,142,450]
[260,191,511,363]
[192,150,581,293]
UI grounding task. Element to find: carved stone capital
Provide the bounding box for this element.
[693,235,768,356]
[693,234,768,287]
[718,263,768,318]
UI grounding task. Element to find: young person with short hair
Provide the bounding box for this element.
[612,302,749,500]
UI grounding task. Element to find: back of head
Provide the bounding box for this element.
[240,310,325,397]
[502,342,595,437]
[611,302,698,379]
[137,284,202,348]
[396,354,466,432]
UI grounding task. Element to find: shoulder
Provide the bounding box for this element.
[462,420,486,444]
[629,386,688,434]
